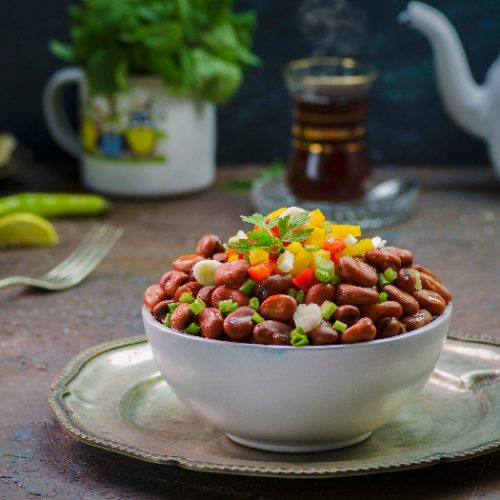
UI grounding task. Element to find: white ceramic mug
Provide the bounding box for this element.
[43,68,216,197]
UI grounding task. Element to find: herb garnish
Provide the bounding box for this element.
[226,212,313,256]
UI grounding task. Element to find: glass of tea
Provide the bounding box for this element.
[284,57,377,201]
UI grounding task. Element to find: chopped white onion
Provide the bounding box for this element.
[371,236,386,249]
[236,230,247,240]
[277,250,294,273]
[293,303,322,332]
[344,234,358,246]
[192,259,222,286]
[279,206,309,220]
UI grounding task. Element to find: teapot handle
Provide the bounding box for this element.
[42,67,83,159]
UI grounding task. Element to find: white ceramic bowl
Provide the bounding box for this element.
[142,304,452,453]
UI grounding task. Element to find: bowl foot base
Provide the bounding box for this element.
[226,432,372,453]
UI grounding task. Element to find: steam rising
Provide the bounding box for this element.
[299,0,368,56]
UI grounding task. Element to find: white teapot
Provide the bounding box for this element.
[401,2,500,180]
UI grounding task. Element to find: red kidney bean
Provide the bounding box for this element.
[214,259,250,288]
[211,286,249,307]
[337,256,378,287]
[223,306,256,340]
[144,284,168,310]
[160,270,189,297]
[197,286,217,307]
[412,264,441,282]
[333,304,360,325]
[308,321,339,345]
[255,274,294,301]
[174,282,203,301]
[198,307,224,339]
[395,267,418,293]
[172,254,204,273]
[152,299,175,321]
[170,303,194,331]
[364,249,401,271]
[383,284,419,316]
[419,273,453,303]
[341,317,377,344]
[360,301,403,323]
[376,317,406,339]
[212,252,228,263]
[196,234,224,258]
[336,284,379,305]
[260,294,297,322]
[401,309,432,331]
[412,289,447,316]
[305,283,336,305]
[381,247,413,266]
[252,320,293,345]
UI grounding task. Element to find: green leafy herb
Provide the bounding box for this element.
[226,210,313,257]
[49,0,259,102]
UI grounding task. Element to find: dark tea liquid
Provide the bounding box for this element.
[287,94,371,201]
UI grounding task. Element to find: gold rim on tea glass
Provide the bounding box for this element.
[284,57,378,87]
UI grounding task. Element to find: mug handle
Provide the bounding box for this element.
[42,67,83,158]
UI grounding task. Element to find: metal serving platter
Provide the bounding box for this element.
[49,334,500,478]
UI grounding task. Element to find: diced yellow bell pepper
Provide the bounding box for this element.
[309,208,325,227]
[266,207,287,219]
[340,238,374,257]
[291,249,312,276]
[249,248,269,265]
[331,224,362,238]
[303,227,326,247]
[228,253,240,262]
[286,242,303,255]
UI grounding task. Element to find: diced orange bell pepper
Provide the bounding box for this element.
[292,267,319,292]
[331,225,361,238]
[308,208,325,227]
[323,237,346,254]
[248,260,275,283]
[249,248,269,265]
[303,227,326,247]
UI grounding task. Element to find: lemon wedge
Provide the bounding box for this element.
[0,212,59,247]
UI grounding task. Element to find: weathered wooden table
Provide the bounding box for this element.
[1,163,499,499]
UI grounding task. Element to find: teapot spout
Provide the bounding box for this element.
[401,2,487,139]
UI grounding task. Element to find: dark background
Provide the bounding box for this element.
[0,0,498,166]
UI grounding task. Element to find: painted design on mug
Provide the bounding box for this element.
[81,92,167,163]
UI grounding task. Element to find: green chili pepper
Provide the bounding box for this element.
[0,193,110,218]
[239,278,256,295]
[378,272,390,289]
[162,313,172,327]
[249,297,260,310]
[383,267,397,283]
[179,292,194,304]
[378,292,388,303]
[168,302,180,313]
[333,320,347,333]
[290,327,309,347]
[218,299,238,314]
[189,298,206,315]
[185,323,201,335]
[251,312,265,323]
[295,290,304,303]
[320,300,337,320]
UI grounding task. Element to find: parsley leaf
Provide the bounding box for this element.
[279,213,313,242]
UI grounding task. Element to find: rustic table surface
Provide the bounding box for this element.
[1,163,499,499]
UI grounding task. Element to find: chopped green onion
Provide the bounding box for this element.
[162,313,172,327]
[190,297,206,315]
[218,299,239,314]
[251,312,265,323]
[290,326,309,347]
[378,292,388,303]
[383,267,397,283]
[185,323,201,335]
[320,300,338,320]
[168,302,180,313]
[378,272,390,288]
[295,290,304,303]
[288,288,298,299]
[179,292,194,304]
[410,269,422,291]
[304,245,320,252]
[249,297,260,310]
[330,274,342,285]
[315,267,332,283]
[239,278,256,295]
[333,320,347,333]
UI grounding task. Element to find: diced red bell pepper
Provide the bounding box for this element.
[323,237,346,254]
[268,253,280,262]
[248,260,275,283]
[292,267,319,292]
[269,225,280,238]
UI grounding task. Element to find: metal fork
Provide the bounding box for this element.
[0,224,123,291]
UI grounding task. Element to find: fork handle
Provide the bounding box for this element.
[0,276,35,289]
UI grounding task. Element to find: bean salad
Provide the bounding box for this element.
[144,207,452,345]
